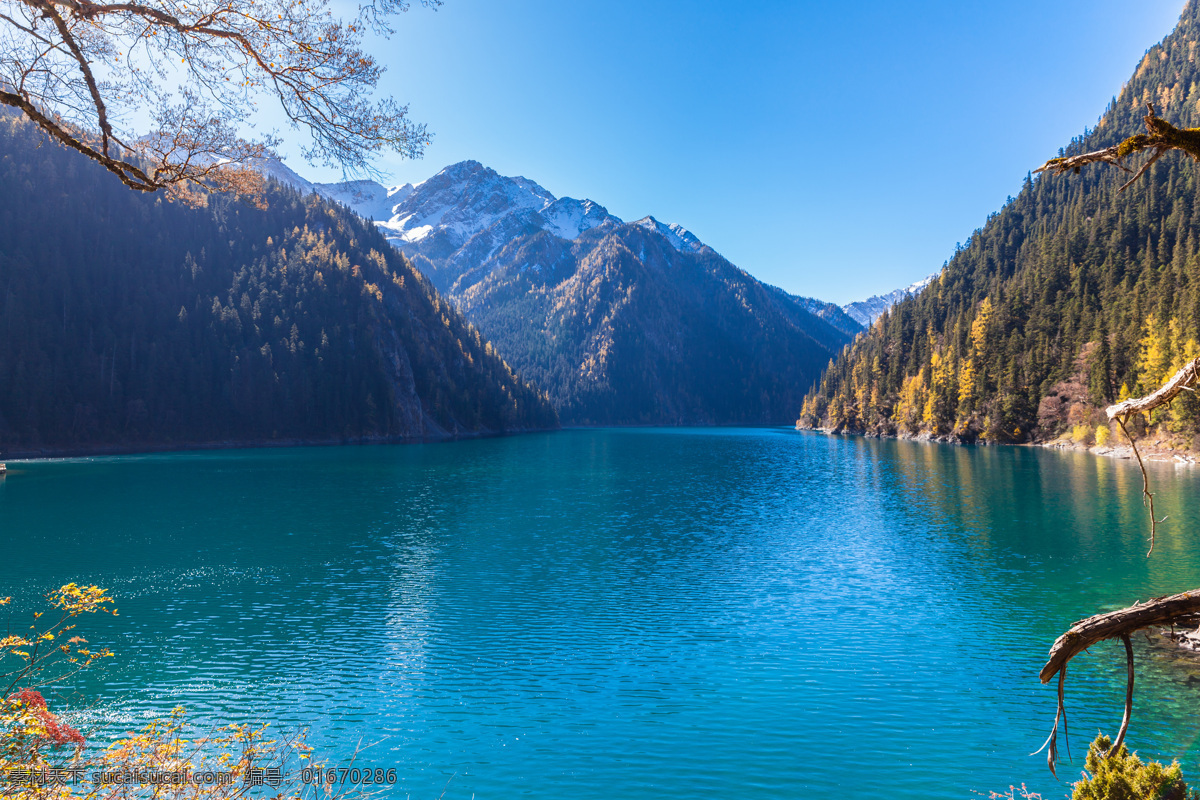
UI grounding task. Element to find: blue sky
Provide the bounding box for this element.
[280,0,1186,305]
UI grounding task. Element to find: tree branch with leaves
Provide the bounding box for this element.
[0,584,366,799]
[0,0,439,199]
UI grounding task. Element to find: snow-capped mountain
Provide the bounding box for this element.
[258,156,860,425]
[376,161,566,247]
[842,274,937,327]
[541,197,619,241]
[260,157,713,259]
[252,157,416,221]
[313,180,415,222]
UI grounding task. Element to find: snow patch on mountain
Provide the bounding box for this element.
[260,158,718,264]
[375,161,563,247]
[360,161,631,254]
[310,180,395,222]
[250,157,416,222]
[843,274,938,327]
[633,216,707,254]
[541,197,616,240]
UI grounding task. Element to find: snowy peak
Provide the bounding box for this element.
[387,183,416,205]
[361,160,626,250]
[311,179,396,222]
[632,216,708,254]
[377,160,562,246]
[843,273,938,327]
[260,157,721,268]
[259,157,710,259]
[541,197,618,240]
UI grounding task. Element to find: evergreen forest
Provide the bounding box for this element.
[800,0,1200,448]
[0,114,558,456]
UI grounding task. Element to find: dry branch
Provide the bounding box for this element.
[1105,357,1200,419]
[1112,634,1134,756]
[1114,414,1164,556]
[1040,590,1200,684]
[1036,591,1200,773]
[1035,104,1200,191]
[1102,356,1200,554]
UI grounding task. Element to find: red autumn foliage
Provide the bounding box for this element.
[34,708,85,747]
[9,689,47,709]
[10,689,85,747]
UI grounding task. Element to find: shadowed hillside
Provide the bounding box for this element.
[0,115,557,456]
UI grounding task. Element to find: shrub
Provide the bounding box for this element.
[1095,424,1111,446]
[0,585,319,799]
[1071,734,1198,800]
[1072,424,1094,444]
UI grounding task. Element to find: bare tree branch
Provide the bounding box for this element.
[1040,591,1200,684]
[1114,414,1164,556]
[1111,634,1134,757]
[1101,357,1200,555]
[1106,357,1200,419]
[1035,103,1200,191]
[1036,591,1200,774]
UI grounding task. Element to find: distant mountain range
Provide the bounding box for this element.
[842,274,938,328]
[270,159,865,425]
[273,158,916,334]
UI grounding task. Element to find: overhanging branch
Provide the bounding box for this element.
[1036,591,1200,773]
[1106,357,1200,419]
[1036,104,1200,191]
[1040,591,1200,684]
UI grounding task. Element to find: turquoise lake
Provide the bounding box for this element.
[4,427,1200,798]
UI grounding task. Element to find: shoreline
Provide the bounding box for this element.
[799,425,1199,466]
[0,423,802,463]
[0,426,561,462]
[1036,438,1199,465]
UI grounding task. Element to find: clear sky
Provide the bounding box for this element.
[277,0,1187,305]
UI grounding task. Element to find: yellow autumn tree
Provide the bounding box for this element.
[894,369,927,434]
[1137,312,1173,395]
[1168,315,1199,373]
[924,336,957,433]
[957,297,994,424]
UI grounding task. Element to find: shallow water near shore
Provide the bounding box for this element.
[3,427,1200,798]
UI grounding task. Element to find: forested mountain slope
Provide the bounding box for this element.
[448,221,856,425]
[0,115,557,456]
[800,0,1200,446]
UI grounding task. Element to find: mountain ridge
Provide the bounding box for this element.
[270,158,863,424]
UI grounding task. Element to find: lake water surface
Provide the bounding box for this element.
[4,428,1200,798]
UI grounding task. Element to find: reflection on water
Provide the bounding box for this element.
[2,429,1200,798]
